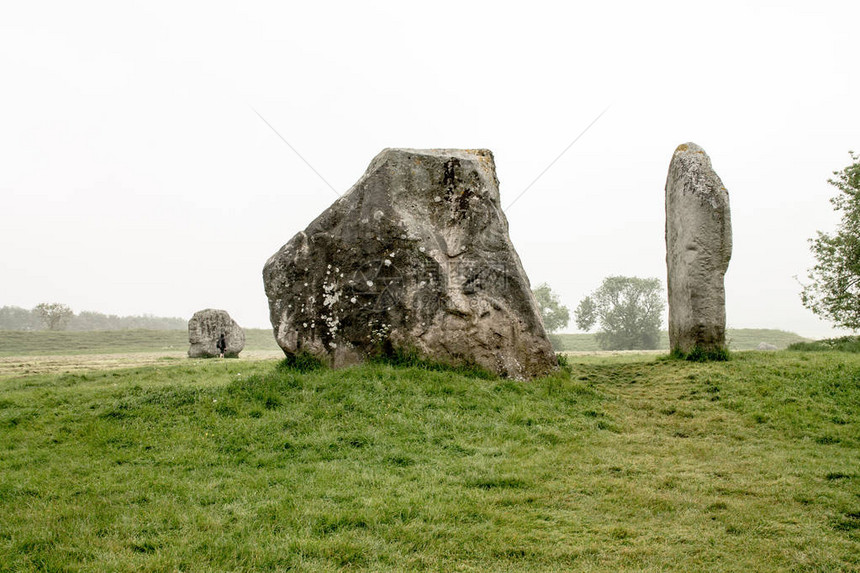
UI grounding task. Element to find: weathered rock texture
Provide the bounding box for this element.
[263,148,556,379]
[188,309,245,358]
[665,142,732,355]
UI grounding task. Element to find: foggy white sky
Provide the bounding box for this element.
[1,1,858,337]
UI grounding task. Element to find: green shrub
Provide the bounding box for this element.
[556,352,571,372]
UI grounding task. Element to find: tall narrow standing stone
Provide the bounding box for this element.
[665,143,732,355]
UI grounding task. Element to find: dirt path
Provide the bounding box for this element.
[0,350,284,379]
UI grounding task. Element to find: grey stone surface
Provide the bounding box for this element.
[188,309,245,358]
[263,148,556,379]
[757,342,778,351]
[665,142,733,355]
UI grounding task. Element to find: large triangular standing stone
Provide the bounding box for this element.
[263,148,556,379]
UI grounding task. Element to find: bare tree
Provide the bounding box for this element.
[34,302,74,331]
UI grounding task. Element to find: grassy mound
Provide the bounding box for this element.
[788,335,860,353]
[0,353,858,571]
[0,329,282,357]
[552,329,808,352]
[0,328,809,357]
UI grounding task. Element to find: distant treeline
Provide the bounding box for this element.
[0,306,186,331]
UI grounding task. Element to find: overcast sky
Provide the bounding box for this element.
[1,1,858,338]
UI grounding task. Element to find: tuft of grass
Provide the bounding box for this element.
[276,351,326,373]
[368,345,497,379]
[669,346,731,362]
[556,352,572,371]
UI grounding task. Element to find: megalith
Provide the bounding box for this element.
[188,309,245,358]
[665,142,732,355]
[263,148,556,379]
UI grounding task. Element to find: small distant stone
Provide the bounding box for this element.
[187,309,245,358]
[757,342,778,351]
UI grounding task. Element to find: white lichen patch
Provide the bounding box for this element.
[322,283,341,308]
[370,320,391,343]
[322,281,342,338]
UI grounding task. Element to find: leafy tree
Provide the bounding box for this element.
[801,152,860,330]
[532,283,570,333]
[574,276,665,350]
[574,296,597,331]
[34,302,74,331]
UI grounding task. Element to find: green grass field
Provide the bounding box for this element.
[0,328,808,357]
[0,329,281,357]
[0,350,857,571]
[552,329,808,352]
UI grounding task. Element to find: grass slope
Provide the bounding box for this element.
[0,328,807,357]
[553,329,808,352]
[789,336,860,353]
[0,329,281,357]
[0,352,857,571]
